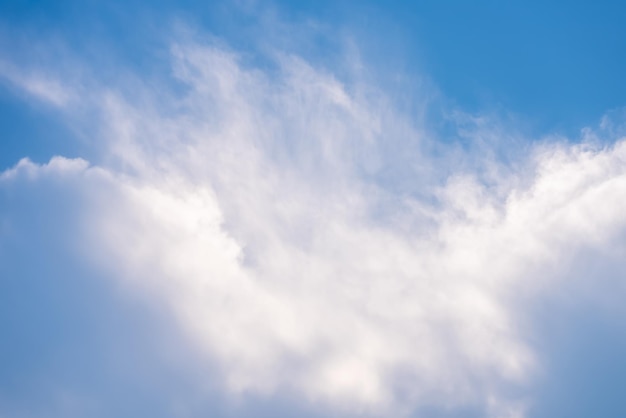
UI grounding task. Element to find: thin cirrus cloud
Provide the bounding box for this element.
[1,22,626,418]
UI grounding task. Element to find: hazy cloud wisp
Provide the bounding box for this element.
[2,35,626,418]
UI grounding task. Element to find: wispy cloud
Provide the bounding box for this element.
[2,24,626,418]
[0,62,75,107]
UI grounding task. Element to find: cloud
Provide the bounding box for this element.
[2,28,626,418]
[0,36,81,108]
[0,68,74,106]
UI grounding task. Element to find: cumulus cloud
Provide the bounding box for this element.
[2,30,626,418]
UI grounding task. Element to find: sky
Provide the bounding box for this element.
[1,1,626,417]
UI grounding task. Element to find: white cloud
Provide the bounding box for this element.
[0,62,76,107]
[3,33,626,418]
[0,156,89,182]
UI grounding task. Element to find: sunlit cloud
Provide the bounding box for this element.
[2,22,626,418]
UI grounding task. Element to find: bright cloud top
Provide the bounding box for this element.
[2,34,626,418]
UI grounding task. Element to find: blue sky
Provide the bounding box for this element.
[2,1,626,417]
